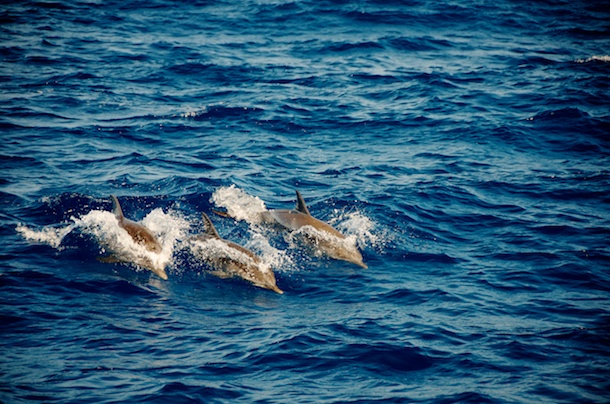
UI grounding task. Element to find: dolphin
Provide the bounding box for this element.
[217,190,367,269]
[264,191,367,268]
[100,195,168,280]
[192,212,283,294]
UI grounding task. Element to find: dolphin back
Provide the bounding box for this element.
[111,195,125,222]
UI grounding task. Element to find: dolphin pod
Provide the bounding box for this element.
[191,213,283,294]
[99,191,366,292]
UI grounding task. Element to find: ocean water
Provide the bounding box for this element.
[2,0,610,402]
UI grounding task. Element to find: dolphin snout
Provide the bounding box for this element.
[270,285,284,294]
[153,267,169,280]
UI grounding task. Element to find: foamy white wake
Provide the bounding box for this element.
[330,210,387,252]
[211,185,267,223]
[575,55,610,63]
[16,223,76,249]
[244,229,294,271]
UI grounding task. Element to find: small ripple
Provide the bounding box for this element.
[333,343,433,373]
[132,382,243,403]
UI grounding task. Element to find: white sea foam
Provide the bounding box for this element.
[575,55,610,63]
[141,208,191,267]
[16,222,76,249]
[245,229,294,272]
[330,209,386,252]
[211,185,267,223]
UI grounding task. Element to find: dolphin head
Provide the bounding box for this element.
[307,231,367,269]
[325,241,368,269]
[219,259,284,294]
[246,264,284,294]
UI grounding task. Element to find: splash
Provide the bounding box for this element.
[575,55,610,63]
[245,229,294,272]
[329,210,386,252]
[180,107,207,118]
[211,185,267,223]
[141,208,191,268]
[16,223,76,249]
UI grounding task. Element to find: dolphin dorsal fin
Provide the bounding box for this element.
[295,190,311,216]
[202,212,221,239]
[110,195,125,222]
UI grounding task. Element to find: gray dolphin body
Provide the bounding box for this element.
[261,191,367,269]
[103,195,168,280]
[193,213,283,294]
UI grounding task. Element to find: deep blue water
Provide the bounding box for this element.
[2,0,610,402]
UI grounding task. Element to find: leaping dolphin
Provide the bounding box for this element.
[192,212,283,294]
[216,190,367,269]
[264,191,367,269]
[100,195,168,280]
